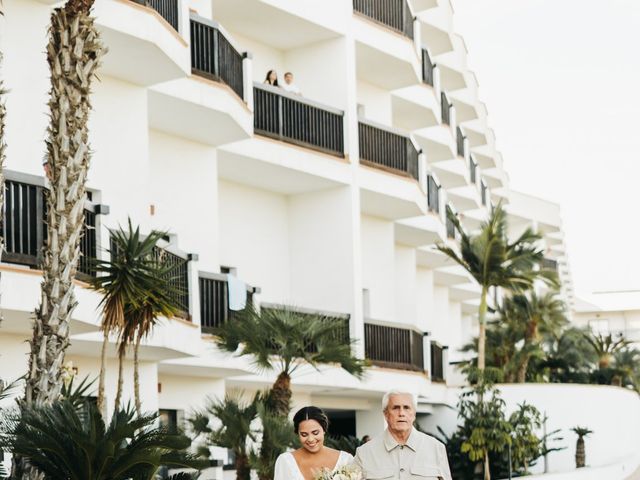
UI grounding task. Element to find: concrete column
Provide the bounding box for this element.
[242,52,254,110]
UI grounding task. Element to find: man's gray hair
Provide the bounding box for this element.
[382,390,417,411]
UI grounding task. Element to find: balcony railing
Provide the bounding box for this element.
[364,321,424,371]
[353,0,414,38]
[481,180,488,206]
[422,49,434,87]
[441,92,451,126]
[427,175,440,214]
[456,127,465,158]
[2,174,98,280]
[446,206,456,239]
[190,16,244,99]
[541,258,558,272]
[469,156,477,184]
[199,272,256,333]
[430,342,445,382]
[254,84,345,157]
[358,120,419,181]
[152,246,191,319]
[132,0,179,31]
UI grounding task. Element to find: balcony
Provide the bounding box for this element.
[456,126,466,158]
[198,272,258,334]
[254,84,345,157]
[441,91,451,126]
[446,206,456,240]
[364,321,424,371]
[93,0,189,85]
[358,120,419,180]
[430,341,445,382]
[422,48,435,86]
[541,258,559,272]
[132,0,179,31]
[353,0,414,38]
[2,173,99,281]
[152,245,191,319]
[469,156,477,184]
[147,15,252,146]
[427,174,440,214]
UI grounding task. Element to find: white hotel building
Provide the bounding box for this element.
[0,0,576,464]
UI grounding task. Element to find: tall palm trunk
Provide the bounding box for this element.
[114,346,126,412]
[97,330,109,415]
[478,286,488,371]
[235,450,251,480]
[17,2,103,478]
[134,332,142,415]
[483,450,491,480]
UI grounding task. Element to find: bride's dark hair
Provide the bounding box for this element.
[293,406,330,433]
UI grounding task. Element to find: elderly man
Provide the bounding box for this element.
[354,390,452,480]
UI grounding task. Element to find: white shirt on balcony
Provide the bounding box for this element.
[282,81,302,95]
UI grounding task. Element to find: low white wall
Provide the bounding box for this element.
[507,453,640,480]
[498,384,640,474]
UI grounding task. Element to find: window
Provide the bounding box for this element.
[159,409,184,433]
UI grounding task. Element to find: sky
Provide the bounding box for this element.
[450,0,640,301]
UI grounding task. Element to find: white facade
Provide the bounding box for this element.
[0,0,588,472]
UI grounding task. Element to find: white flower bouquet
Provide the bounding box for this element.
[313,464,364,480]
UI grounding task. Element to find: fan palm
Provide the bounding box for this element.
[437,203,558,370]
[90,221,182,414]
[613,347,640,390]
[214,305,366,480]
[584,332,630,370]
[1,398,203,480]
[534,326,596,383]
[189,393,259,480]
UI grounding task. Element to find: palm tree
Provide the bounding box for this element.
[438,203,558,371]
[1,399,203,479]
[128,264,184,415]
[534,326,596,383]
[24,0,104,408]
[0,3,6,267]
[584,332,629,370]
[503,292,567,382]
[90,222,181,414]
[571,426,593,468]
[190,393,259,480]
[613,347,640,390]
[214,306,366,480]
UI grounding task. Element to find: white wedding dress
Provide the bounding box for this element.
[274,450,354,480]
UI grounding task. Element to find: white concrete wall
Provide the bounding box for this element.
[394,245,418,328]
[361,215,395,322]
[288,187,355,314]
[357,81,392,126]
[158,373,225,413]
[217,180,291,300]
[149,130,219,270]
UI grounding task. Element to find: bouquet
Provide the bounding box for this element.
[313,464,364,480]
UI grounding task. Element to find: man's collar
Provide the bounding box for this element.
[383,427,419,452]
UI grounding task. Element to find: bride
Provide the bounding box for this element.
[274,406,353,480]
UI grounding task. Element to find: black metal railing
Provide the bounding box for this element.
[133,0,179,32]
[441,92,451,126]
[456,126,465,158]
[153,246,190,319]
[469,156,477,184]
[254,84,345,157]
[541,258,558,272]
[190,16,244,99]
[422,49,434,87]
[2,179,44,267]
[430,342,444,381]
[353,0,414,38]
[358,121,419,180]
[364,322,424,371]
[2,176,98,279]
[427,175,440,214]
[481,181,487,206]
[446,206,456,239]
[199,272,255,333]
[77,209,97,280]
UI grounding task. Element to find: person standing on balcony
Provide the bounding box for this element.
[264,69,279,87]
[354,391,452,480]
[282,72,302,95]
